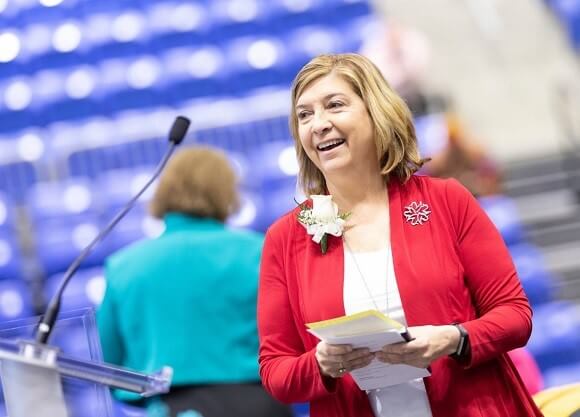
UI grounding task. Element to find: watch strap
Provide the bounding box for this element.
[450,323,469,359]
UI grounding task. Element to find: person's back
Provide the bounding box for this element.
[97,147,292,417]
[100,214,263,383]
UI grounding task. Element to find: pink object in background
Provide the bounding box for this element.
[509,348,544,395]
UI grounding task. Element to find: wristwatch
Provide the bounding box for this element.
[450,323,469,360]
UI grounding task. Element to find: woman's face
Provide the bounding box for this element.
[295,73,376,178]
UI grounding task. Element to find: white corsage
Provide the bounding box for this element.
[297,195,350,254]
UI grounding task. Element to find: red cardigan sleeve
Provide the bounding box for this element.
[257,216,336,403]
[445,179,533,367]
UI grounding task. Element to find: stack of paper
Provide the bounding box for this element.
[306,310,430,391]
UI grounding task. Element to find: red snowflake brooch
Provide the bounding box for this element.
[403,201,431,225]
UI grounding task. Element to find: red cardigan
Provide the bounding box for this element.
[257,176,543,417]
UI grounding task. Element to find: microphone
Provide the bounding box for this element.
[169,116,190,145]
[35,116,191,344]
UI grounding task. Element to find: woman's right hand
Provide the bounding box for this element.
[315,341,375,378]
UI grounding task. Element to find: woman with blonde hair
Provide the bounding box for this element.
[98,147,291,417]
[257,54,543,417]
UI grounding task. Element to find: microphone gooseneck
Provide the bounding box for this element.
[35,116,191,344]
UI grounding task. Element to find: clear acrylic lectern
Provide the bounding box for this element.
[0,308,172,417]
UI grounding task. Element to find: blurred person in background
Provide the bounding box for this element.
[425,112,503,197]
[361,20,431,116]
[97,147,292,417]
[257,53,543,417]
[509,347,544,396]
[362,21,502,198]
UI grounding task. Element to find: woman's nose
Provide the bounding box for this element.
[312,113,332,135]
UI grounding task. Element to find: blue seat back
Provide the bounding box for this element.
[0,232,23,280]
[527,301,580,371]
[45,267,105,312]
[479,195,525,246]
[509,243,555,306]
[0,280,33,322]
[34,214,110,275]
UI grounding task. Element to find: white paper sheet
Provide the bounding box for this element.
[306,310,430,390]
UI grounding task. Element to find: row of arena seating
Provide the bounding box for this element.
[0,0,369,66]
[0,111,449,201]
[0,4,373,133]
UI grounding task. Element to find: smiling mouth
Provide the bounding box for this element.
[317,139,346,152]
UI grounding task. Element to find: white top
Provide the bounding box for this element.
[343,245,432,417]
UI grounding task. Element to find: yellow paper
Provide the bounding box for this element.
[306,309,404,338]
[306,309,430,390]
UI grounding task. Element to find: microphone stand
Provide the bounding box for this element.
[35,116,191,345]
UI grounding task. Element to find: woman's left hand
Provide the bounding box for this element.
[375,325,460,369]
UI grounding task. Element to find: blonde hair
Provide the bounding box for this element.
[290,53,428,196]
[150,147,239,222]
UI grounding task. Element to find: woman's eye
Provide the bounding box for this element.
[328,101,344,109]
[298,111,311,120]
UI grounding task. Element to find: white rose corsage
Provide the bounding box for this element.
[297,195,350,254]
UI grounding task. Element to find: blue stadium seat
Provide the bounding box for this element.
[478,195,526,246]
[166,76,224,103]
[543,361,580,388]
[194,116,290,154]
[414,113,449,159]
[105,205,165,253]
[222,36,293,94]
[208,0,272,39]
[0,111,34,136]
[283,24,342,69]
[28,50,86,74]
[226,151,252,188]
[18,2,68,26]
[34,214,111,275]
[105,87,165,115]
[265,0,333,32]
[321,0,373,26]
[228,190,266,231]
[247,140,298,190]
[527,301,580,372]
[68,140,165,178]
[27,178,97,222]
[0,232,23,280]
[0,280,33,322]
[324,4,375,52]
[96,166,156,213]
[262,180,301,229]
[509,243,555,306]
[43,97,101,124]
[0,192,15,232]
[234,180,301,233]
[45,267,105,312]
[0,161,38,202]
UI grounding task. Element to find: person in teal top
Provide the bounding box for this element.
[97,147,291,417]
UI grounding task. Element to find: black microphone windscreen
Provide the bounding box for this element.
[169,116,191,145]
